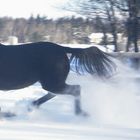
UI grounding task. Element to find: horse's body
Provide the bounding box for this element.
[0,42,115,115]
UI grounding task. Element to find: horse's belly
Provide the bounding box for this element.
[0,72,38,90]
[0,79,37,90]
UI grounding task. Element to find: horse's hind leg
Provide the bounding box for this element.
[64,84,82,115]
[52,84,86,115]
[64,84,87,116]
[32,84,86,115]
[32,92,56,107]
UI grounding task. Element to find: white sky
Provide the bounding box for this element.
[0,0,74,18]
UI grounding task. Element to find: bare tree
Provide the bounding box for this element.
[126,0,139,52]
[63,0,120,51]
[112,0,140,52]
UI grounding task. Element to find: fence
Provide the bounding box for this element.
[110,52,140,70]
[111,52,140,58]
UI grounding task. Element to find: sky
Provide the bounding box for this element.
[0,0,74,18]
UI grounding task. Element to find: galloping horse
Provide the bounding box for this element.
[0,42,116,115]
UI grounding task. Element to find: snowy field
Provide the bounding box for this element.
[0,60,140,140]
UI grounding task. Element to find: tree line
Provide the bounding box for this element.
[0,15,103,44]
[0,15,125,46]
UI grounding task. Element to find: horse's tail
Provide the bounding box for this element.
[63,46,116,77]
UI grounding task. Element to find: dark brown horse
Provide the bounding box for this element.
[0,42,116,116]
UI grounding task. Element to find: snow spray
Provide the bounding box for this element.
[67,60,140,128]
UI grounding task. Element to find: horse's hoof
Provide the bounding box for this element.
[0,111,16,118]
[28,102,39,112]
[81,111,89,117]
[76,110,89,117]
[79,111,89,117]
[27,105,33,112]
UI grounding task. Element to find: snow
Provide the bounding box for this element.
[0,60,140,139]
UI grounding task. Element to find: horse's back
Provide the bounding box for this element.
[0,42,69,90]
